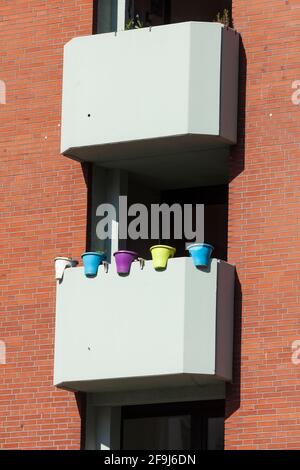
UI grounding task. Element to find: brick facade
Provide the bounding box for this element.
[1,0,300,450]
[226,0,300,449]
[0,0,92,449]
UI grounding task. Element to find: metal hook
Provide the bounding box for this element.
[103,261,109,273]
[137,258,145,270]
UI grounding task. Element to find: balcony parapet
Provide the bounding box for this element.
[60,22,239,187]
[54,258,235,393]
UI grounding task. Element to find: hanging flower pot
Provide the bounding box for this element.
[81,252,106,277]
[186,243,214,268]
[113,250,139,275]
[150,245,176,270]
[54,257,78,281]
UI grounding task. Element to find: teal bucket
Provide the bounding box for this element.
[187,243,214,268]
[81,252,106,277]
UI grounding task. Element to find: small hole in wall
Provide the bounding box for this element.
[87,113,91,117]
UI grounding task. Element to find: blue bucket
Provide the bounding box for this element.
[187,243,214,268]
[81,252,106,277]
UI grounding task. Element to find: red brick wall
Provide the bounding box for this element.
[2,0,300,451]
[0,1,93,449]
[226,0,300,449]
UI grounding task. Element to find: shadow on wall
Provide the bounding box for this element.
[226,273,242,419]
[226,39,247,418]
[75,392,87,449]
[229,40,246,183]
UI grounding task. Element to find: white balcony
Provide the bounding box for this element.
[54,258,235,393]
[60,22,239,187]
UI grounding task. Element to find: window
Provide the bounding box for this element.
[94,0,118,33]
[93,0,232,34]
[132,0,231,27]
[121,400,225,450]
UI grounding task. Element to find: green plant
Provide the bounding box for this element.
[215,8,231,27]
[125,14,144,30]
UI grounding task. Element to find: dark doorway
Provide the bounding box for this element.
[126,180,228,261]
[121,400,225,450]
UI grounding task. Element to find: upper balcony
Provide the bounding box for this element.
[61,22,239,185]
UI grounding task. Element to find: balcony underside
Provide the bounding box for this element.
[64,135,230,189]
[58,372,225,394]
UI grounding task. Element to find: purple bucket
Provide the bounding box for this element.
[113,250,138,274]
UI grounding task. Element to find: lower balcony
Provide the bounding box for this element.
[54,257,235,393]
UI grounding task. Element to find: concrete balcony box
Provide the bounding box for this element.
[54,258,235,393]
[61,22,239,187]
